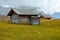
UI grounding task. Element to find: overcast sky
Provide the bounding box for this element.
[0,0,60,14]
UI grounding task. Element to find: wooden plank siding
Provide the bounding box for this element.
[20,16,30,24]
[10,13,20,24]
[11,15,20,24]
[10,13,40,24]
[30,17,40,25]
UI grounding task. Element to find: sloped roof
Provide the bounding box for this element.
[39,12,52,18]
[12,8,39,15]
[7,7,40,16]
[7,7,52,19]
[42,14,52,18]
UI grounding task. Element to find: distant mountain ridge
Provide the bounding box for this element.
[0,6,11,16]
[51,12,60,19]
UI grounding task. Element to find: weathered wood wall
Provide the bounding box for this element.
[20,16,29,23]
[30,17,40,25]
[10,13,40,24]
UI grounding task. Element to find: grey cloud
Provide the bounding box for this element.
[0,0,40,7]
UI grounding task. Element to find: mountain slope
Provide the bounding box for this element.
[51,12,60,19]
[0,6,11,16]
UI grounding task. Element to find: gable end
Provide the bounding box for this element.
[7,9,14,16]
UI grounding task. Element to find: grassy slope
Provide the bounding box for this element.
[0,19,60,40]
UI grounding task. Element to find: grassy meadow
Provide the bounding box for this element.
[0,19,60,40]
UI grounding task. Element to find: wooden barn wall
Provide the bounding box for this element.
[10,12,40,24]
[11,12,20,24]
[30,17,40,24]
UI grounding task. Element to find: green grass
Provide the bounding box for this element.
[0,19,60,40]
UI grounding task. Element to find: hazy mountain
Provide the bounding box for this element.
[51,12,60,19]
[0,6,11,16]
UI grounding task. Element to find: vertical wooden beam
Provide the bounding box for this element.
[10,16,12,22]
[29,16,32,25]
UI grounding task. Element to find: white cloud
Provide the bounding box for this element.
[0,0,60,14]
[1,5,15,8]
[1,5,10,7]
[36,0,60,14]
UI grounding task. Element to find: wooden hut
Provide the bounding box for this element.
[7,8,41,25]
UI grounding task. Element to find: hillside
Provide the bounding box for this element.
[0,19,60,40]
[0,15,10,22]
